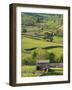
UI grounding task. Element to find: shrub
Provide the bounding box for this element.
[22,28,27,33]
[55,54,63,63]
[32,51,37,59]
[59,54,63,63]
[22,54,36,65]
[35,48,49,60]
[48,52,56,63]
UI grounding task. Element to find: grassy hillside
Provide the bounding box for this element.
[21,12,63,77]
[21,13,63,36]
[22,37,62,49]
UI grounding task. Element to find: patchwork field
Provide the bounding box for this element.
[21,12,63,77]
[21,36,63,77]
[22,37,62,49]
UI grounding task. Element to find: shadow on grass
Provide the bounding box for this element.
[40,69,63,76]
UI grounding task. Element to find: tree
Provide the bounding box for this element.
[22,28,27,33]
[35,49,49,60]
[32,51,37,59]
[43,31,54,42]
[59,54,63,63]
[48,53,56,63]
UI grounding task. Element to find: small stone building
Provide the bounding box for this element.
[36,60,63,71]
[36,60,50,71]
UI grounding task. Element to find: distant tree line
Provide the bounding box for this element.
[21,13,63,37]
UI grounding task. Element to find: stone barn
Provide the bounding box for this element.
[36,60,63,72]
[36,60,50,72]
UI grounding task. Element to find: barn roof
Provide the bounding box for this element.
[36,60,50,64]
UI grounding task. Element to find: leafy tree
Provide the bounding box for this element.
[43,31,54,42]
[22,28,27,33]
[59,54,63,63]
[22,54,36,65]
[32,51,37,59]
[48,53,56,63]
[35,49,49,60]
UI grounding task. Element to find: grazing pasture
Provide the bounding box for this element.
[21,36,63,77]
[21,12,63,77]
[22,37,62,49]
[21,65,63,77]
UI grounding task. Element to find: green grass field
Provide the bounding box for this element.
[21,36,63,58]
[53,36,63,43]
[21,13,63,77]
[21,36,63,77]
[22,36,62,49]
[21,65,63,77]
[21,65,37,77]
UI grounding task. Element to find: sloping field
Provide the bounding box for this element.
[22,37,62,49]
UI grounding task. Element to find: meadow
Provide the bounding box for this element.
[21,12,63,77]
[21,65,63,77]
[22,37,62,49]
[21,36,63,77]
